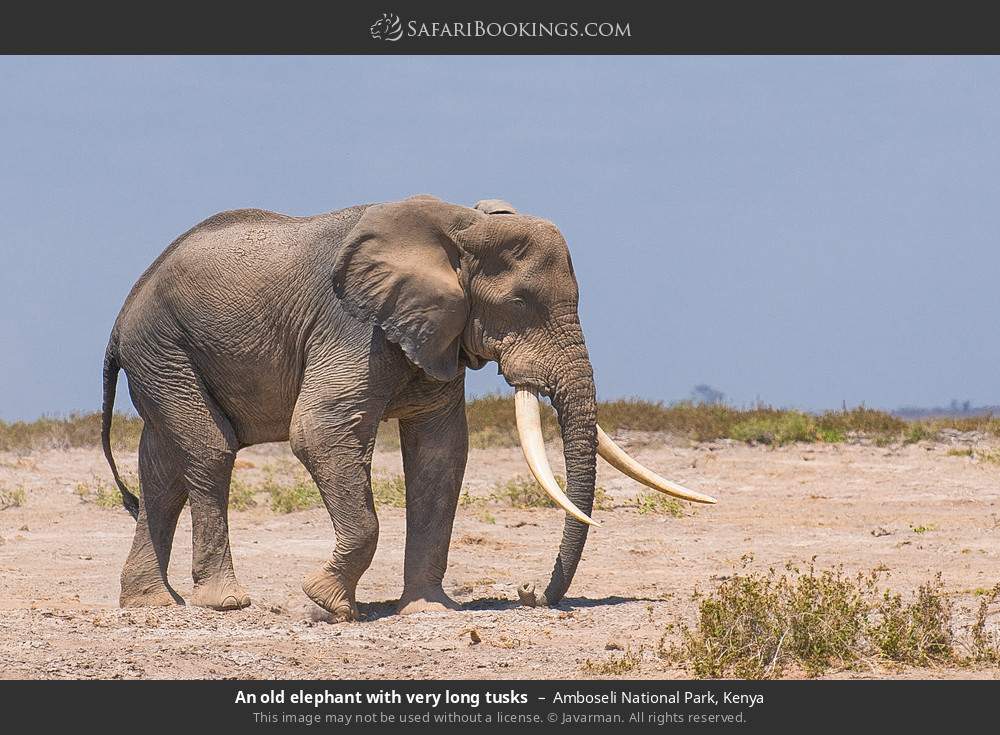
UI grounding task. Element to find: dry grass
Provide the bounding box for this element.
[660,559,970,678]
[66,460,619,519]
[0,412,142,452]
[74,473,140,509]
[2,400,992,455]
[945,447,1000,465]
[489,474,613,511]
[0,484,27,510]
[227,467,407,513]
[581,645,643,675]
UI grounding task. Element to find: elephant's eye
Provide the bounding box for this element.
[509,295,527,309]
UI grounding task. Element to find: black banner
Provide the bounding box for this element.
[1,1,998,54]
[1,679,996,731]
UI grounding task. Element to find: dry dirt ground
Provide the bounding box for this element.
[2,434,1000,680]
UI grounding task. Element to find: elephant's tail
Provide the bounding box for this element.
[102,336,140,521]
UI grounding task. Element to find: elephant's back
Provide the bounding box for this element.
[112,205,370,444]
[116,205,367,328]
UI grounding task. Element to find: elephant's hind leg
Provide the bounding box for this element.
[291,399,384,623]
[186,449,250,611]
[183,422,248,611]
[121,357,249,611]
[120,426,188,607]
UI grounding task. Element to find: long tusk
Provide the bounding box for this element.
[597,425,717,504]
[514,388,600,527]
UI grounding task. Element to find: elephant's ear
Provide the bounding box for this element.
[474,199,517,215]
[332,195,478,381]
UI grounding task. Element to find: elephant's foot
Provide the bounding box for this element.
[302,561,358,622]
[190,575,251,611]
[397,586,461,615]
[120,582,184,608]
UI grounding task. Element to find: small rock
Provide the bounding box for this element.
[871,527,892,538]
[605,641,623,651]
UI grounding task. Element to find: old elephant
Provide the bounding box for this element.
[101,195,714,620]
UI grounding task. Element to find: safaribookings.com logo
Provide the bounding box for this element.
[370,13,403,41]
[370,13,631,42]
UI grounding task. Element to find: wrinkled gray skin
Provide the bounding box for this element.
[102,195,597,619]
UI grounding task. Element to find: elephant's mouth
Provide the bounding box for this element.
[510,386,717,527]
[459,348,486,370]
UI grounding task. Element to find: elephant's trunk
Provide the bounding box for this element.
[517,348,598,607]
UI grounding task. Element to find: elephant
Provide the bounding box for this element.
[101,194,715,620]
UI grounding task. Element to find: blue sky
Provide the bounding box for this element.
[2,56,999,420]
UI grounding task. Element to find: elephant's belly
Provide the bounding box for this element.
[197,356,301,447]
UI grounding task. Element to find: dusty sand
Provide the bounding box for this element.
[2,434,1000,679]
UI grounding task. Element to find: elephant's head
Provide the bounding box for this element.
[333,195,715,606]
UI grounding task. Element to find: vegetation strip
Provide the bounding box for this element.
[5,399,998,452]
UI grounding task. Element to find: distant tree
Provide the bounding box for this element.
[949,399,973,415]
[691,384,725,405]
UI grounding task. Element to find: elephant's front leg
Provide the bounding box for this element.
[397,392,468,615]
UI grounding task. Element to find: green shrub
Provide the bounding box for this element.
[491,475,554,509]
[228,476,258,511]
[372,474,406,508]
[593,485,615,511]
[730,413,817,445]
[816,407,905,438]
[869,576,952,665]
[903,424,937,444]
[968,584,1000,663]
[266,470,322,514]
[74,473,140,509]
[488,473,610,512]
[459,489,496,523]
[635,492,683,517]
[459,489,485,508]
[664,561,956,678]
[466,394,559,448]
[817,427,845,443]
[598,400,745,442]
[668,566,788,679]
[784,566,872,675]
